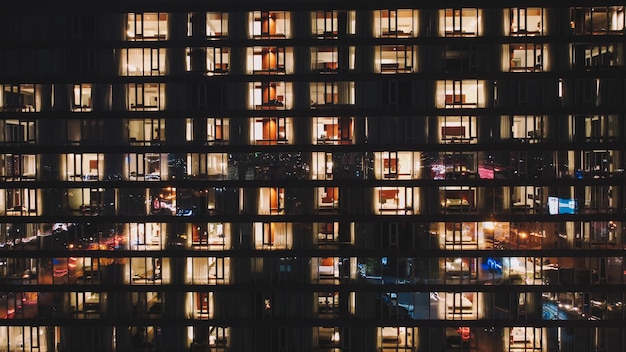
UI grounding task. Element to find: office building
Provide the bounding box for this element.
[1,1,625,351]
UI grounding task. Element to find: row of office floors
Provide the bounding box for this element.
[1,5,626,352]
[1,7,625,77]
[0,218,625,351]
[0,145,625,352]
[2,83,626,352]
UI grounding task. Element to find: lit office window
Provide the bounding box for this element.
[185,153,229,180]
[438,222,478,248]
[190,257,228,283]
[311,152,334,180]
[3,187,37,215]
[312,46,338,73]
[377,327,417,349]
[312,10,356,38]
[63,153,103,181]
[440,186,476,212]
[436,80,486,108]
[311,46,355,73]
[0,118,35,145]
[313,116,353,145]
[505,327,545,350]
[376,186,416,214]
[250,11,290,39]
[374,151,419,180]
[129,261,162,288]
[509,115,546,142]
[258,187,284,215]
[128,83,165,111]
[1,154,36,180]
[128,222,163,250]
[193,292,213,318]
[129,254,163,281]
[187,12,228,38]
[376,45,414,73]
[584,115,619,142]
[122,48,166,76]
[315,257,340,281]
[72,83,92,111]
[254,222,291,248]
[316,222,339,245]
[72,292,104,318]
[1,84,36,112]
[208,326,228,349]
[374,9,417,38]
[190,222,229,247]
[248,46,290,75]
[442,291,480,319]
[252,117,290,145]
[508,43,545,72]
[310,82,355,107]
[508,186,543,213]
[250,82,291,110]
[206,12,227,37]
[317,187,340,212]
[128,118,166,145]
[571,6,625,35]
[439,116,477,144]
[185,47,229,75]
[185,117,229,144]
[441,8,480,37]
[127,13,168,40]
[66,187,103,216]
[318,291,339,316]
[508,8,544,36]
[126,153,166,181]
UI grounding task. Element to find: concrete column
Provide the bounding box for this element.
[355,10,374,73]
[38,85,66,216]
[104,263,130,351]
[189,12,208,74]
[223,13,248,148]
[191,326,210,352]
[546,8,572,72]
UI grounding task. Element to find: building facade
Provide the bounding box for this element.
[1,1,625,351]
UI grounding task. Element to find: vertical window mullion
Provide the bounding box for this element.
[151,48,159,72]
[136,14,143,38]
